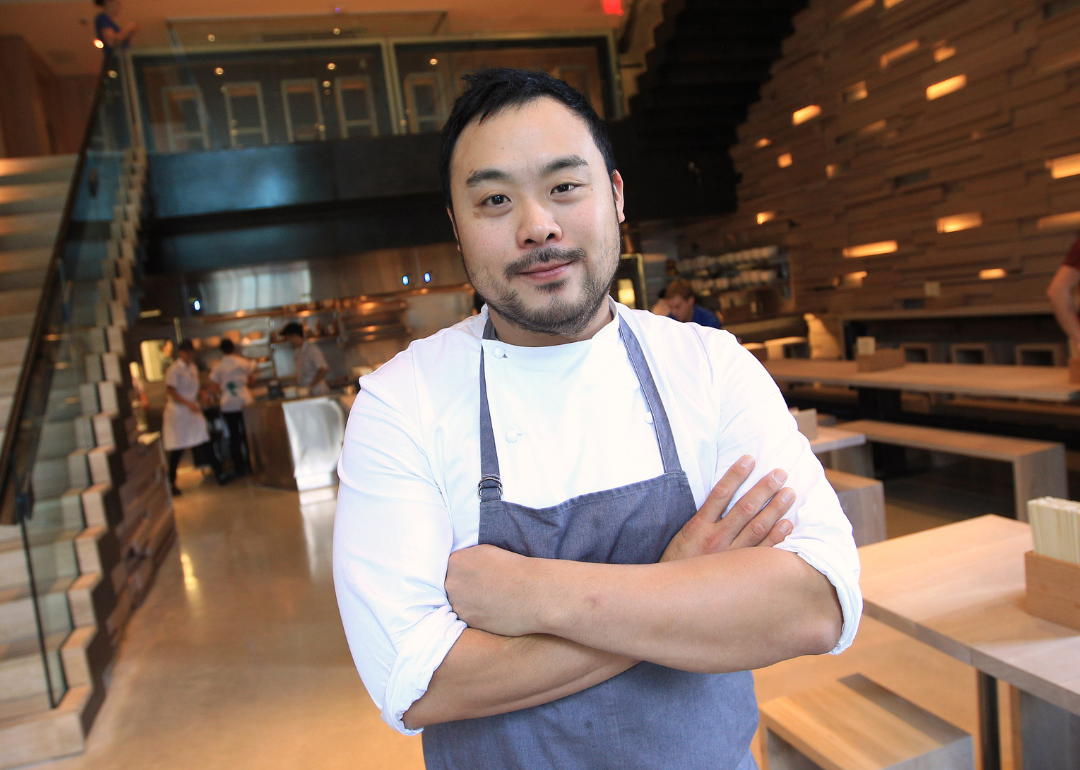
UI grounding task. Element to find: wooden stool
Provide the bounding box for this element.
[760,674,974,770]
[824,468,886,546]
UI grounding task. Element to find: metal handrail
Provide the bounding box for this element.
[0,59,114,527]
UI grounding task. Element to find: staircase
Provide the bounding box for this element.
[0,146,177,769]
[623,0,809,220]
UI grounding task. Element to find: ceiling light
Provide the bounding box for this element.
[979,269,1006,280]
[215,67,224,76]
[207,34,216,42]
[323,80,331,88]
[880,40,919,69]
[430,58,438,65]
[327,62,337,71]
[934,45,956,62]
[777,153,793,168]
[755,137,771,148]
[333,27,341,35]
[94,39,104,49]
[1037,211,1080,231]
[757,212,775,225]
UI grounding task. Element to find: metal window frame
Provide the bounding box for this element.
[334,75,379,138]
[280,78,326,143]
[403,71,447,134]
[162,84,210,151]
[222,81,270,147]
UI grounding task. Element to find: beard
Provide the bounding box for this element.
[464,224,621,338]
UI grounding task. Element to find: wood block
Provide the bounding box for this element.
[1025,551,1080,632]
[825,468,886,546]
[760,674,974,770]
[856,348,905,372]
[1070,358,1080,384]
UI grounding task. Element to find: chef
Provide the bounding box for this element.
[334,68,861,770]
[281,322,330,396]
[163,339,225,495]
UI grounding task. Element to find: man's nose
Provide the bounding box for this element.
[517,198,562,248]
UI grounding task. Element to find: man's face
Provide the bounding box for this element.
[178,349,195,364]
[667,294,694,323]
[448,97,625,338]
[286,334,303,349]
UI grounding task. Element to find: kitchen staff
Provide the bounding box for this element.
[163,340,225,495]
[281,322,330,396]
[664,278,723,328]
[209,338,256,476]
[334,69,860,770]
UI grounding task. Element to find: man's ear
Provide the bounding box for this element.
[611,170,626,224]
[446,206,461,251]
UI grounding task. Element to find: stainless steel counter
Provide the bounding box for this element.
[244,395,351,490]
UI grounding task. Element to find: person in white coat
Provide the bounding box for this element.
[282,322,330,396]
[163,339,225,495]
[209,338,256,476]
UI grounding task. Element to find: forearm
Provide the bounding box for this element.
[1049,287,1080,342]
[311,367,329,386]
[403,628,635,729]
[527,548,841,673]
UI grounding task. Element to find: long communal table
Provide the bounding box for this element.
[764,360,1080,419]
[858,515,1080,770]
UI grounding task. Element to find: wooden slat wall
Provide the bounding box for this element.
[676,0,1080,317]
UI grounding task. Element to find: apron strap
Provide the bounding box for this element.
[617,315,682,475]
[478,317,503,502]
[477,309,684,502]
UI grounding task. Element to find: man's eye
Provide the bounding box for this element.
[553,183,577,194]
[485,194,509,206]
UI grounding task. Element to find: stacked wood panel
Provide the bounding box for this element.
[676,0,1080,319]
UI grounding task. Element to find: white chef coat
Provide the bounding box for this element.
[295,339,330,396]
[162,359,210,451]
[209,353,255,413]
[334,302,862,735]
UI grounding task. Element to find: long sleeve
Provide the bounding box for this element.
[709,336,862,654]
[333,369,466,734]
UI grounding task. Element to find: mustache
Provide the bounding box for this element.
[503,247,587,281]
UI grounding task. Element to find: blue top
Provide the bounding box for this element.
[95,12,122,54]
[670,304,722,329]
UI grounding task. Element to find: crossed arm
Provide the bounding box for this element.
[402,458,844,729]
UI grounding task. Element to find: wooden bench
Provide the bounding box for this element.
[839,420,1067,521]
[759,674,974,770]
[824,468,886,546]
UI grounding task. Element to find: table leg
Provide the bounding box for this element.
[977,672,1001,770]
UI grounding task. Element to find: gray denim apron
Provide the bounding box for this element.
[422,314,758,770]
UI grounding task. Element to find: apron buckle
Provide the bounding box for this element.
[477,475,502,499]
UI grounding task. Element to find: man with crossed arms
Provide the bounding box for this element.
[334,68,861,770]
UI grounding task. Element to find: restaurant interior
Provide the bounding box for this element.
[1,0,1079,767]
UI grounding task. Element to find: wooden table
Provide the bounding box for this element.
[765,360,1080,418]
[808,426,866,455]
[859,515,1080,769]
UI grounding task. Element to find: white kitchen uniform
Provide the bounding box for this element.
[162,359,210,451]
[334,302,863,735]
[295,339,330,396]
[210,354,256,413]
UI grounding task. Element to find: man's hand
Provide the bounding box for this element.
[660,456,793,562]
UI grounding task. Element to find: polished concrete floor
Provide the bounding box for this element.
[32,458,1033,770]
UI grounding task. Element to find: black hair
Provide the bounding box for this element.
[281,322,304,338]
[439,68,616,211]
[177,339,194,352]
[220,339,235,354]
[94,0,106,6]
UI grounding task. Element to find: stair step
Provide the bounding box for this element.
[0,683,91,767]
[0,337,27,367]
[0,183,69,217]
[0,248,51,275]
[0,212,63,252]
[0,576,74,645]
[0,289,42,318]
[0,528,79,590]
[0,631,66,704]
[0,156,78,187]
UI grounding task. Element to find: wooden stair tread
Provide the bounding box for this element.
[0,212,64,236]
[0,692,51,724]
[0,248,51,274]
[0,631,67,662]
[0,528,79,555]
[0,576,75,604]
[0,157,77,182]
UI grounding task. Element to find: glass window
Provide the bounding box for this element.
[162,85,209,151]
[281,79,326,142]
[223,82,269,147]
[336,76,378,138]
[393,37,614,135]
